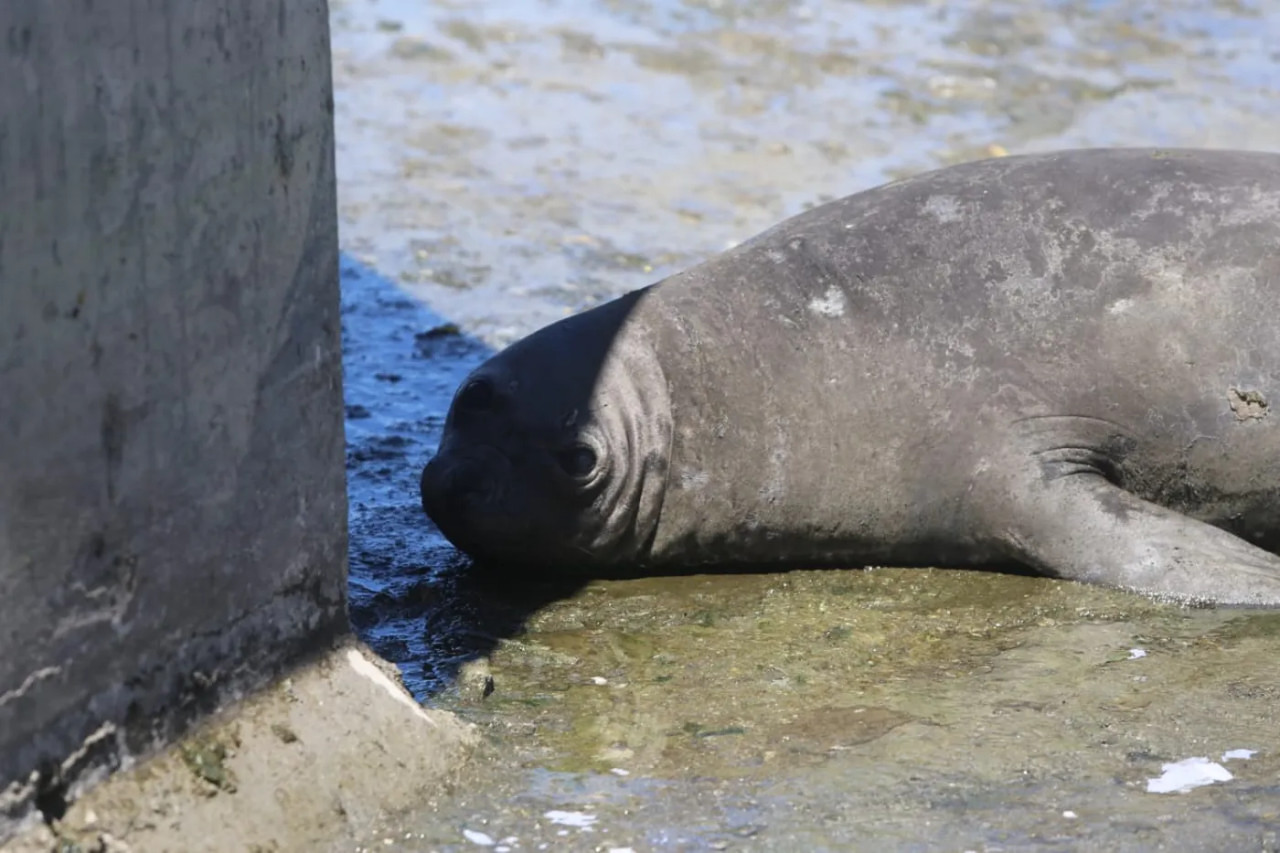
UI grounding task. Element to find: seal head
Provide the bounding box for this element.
[420,288,672,569]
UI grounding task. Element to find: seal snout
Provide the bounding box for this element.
[419,444,519,557]
[420,453,493,519]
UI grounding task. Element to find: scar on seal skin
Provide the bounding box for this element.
[422,148,1280,608]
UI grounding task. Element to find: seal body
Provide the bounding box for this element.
[421,148,1280,606]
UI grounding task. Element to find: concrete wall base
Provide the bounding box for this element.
[1,643,475,853]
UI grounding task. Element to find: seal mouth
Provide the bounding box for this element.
[421,447,584,565]
[420,448,511,542]
[421,448,611,568]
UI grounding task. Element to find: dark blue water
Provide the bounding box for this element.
[339,255,488,697]
[340,255,588,699]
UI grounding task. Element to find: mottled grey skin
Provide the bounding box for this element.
[421,148,1280,606]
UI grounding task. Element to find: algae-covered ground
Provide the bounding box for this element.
[395,570,1280,851]
[332,0,1280,848]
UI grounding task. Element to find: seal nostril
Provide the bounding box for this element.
[442,467,468,499]
[433,457,490,504]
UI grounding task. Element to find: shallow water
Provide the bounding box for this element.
[334,0,1280,848]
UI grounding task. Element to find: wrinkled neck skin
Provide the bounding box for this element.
[580,317,674,566]
[634,281,787,569]
[630,264,978,572]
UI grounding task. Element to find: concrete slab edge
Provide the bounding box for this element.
[1,637,477,853]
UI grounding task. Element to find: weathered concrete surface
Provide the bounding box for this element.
[4,640,477,853]
[0,0,375,843]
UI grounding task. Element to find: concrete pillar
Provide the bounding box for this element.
[1,1,348,839]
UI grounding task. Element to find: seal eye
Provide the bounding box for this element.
[456,378,495,412]
[555,444,597,479]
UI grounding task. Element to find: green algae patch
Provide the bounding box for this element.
[1203,611,1280,643]
[180,737,238,795]
[418,564,1280,849]
[439,567,1222,782]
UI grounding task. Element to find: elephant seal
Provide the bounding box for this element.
[421,148,1280,606]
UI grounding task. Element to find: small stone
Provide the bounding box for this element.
[270,723,299,744]
[389,37,455,62]
[463,828,495,846]
[457,658,495,701]
[99,833,132,853]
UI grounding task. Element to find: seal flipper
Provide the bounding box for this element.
[995,469,1280,607]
